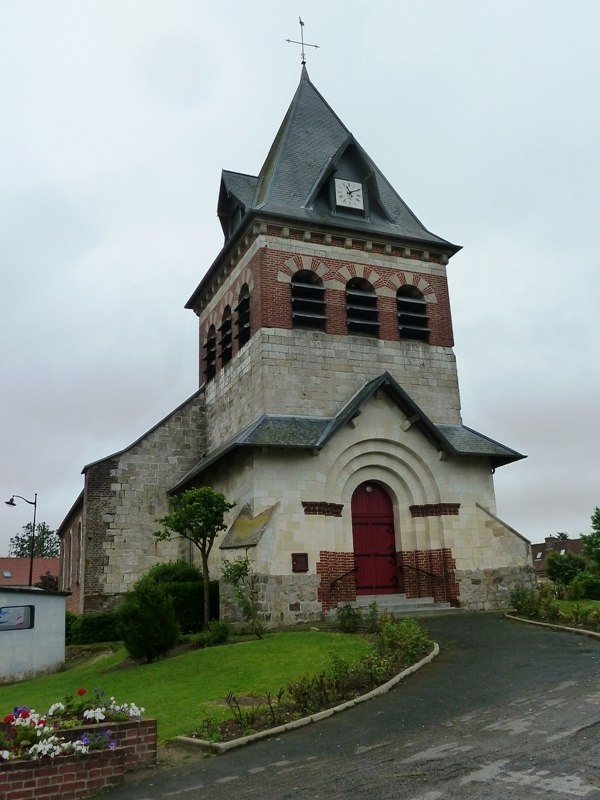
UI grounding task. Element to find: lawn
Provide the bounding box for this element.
[557,599,600,612]
[0,632,371,741]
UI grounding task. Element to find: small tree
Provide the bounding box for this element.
[555,532,570,541]
[222,557,263,638]
[155,487,235,630]
[581,507,600,572]
[545,550,586,586]
[9,522,59,558]
[35,571,59,592]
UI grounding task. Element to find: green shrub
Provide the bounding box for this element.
[65,611,79,645]
[336,603,363,632]
[119,583,180,662]
[509,586,540,617]
[143,560,202,584]
[68,612,122,644]
[567,572,600,601]
[374,616,432,663]
[194,620,230,648]
[134,564,219,634]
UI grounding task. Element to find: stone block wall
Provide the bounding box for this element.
[81,392,206,612]
[220,572,321,629]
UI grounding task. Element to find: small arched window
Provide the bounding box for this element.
[346,278,379,336]
[291,270,326,329]
[397,286,429,342]
[235,284,251,348]
[203,324,217,381]
[219,306,233,366]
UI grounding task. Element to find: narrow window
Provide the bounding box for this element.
[203,324,217,381]
[219,306,233,366]
[346,278,379,335]
[291,270,326,329]
[235,284,251,348]
[397,286,430,342]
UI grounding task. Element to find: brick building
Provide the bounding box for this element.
[58,67,535,621]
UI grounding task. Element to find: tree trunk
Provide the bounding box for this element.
[201,549,211,630]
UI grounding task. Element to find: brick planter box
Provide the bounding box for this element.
[0,718,157,800]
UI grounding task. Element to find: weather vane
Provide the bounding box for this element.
[285,17,319,65]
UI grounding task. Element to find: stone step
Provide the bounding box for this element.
[330,594,462,617]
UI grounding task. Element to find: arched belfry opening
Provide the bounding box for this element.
[351,482,398,595]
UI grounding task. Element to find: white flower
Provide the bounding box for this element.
[48,702,65,716]
[0,749,11,761]
[83,707,106,723]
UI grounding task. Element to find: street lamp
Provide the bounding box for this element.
[5,493,38,586]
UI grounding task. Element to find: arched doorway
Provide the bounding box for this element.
[351,482,398,595]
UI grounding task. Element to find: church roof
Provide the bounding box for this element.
[171,373,524,492]
[188,68,459,309]
[247,67,455,247]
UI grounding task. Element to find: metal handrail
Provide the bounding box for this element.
[402,562,445,583]
[330,565,358,590]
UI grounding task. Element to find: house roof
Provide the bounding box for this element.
[171,372,525,492]
[186,68,460,309]
[0,557,60,587]
[530,538,583,573]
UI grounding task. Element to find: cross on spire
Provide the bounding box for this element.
[285,17,319,66]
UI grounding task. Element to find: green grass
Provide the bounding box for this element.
[0,632,370,741]
[557,599,600,612]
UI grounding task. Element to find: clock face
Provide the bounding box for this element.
[335,178,364,210]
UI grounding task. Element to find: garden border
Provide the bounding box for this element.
[175,641,439,754]
[505,613,600,640]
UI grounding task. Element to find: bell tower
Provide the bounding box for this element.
[186,67,462,455]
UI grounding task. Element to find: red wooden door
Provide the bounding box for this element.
[351,483,398,595]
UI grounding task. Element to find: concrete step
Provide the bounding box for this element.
[349,594,459,616]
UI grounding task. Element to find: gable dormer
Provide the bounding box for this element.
[217,170,258,241]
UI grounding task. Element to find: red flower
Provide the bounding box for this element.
[3,714,15,724]
[76,688,87,696]
[19,710,30,719]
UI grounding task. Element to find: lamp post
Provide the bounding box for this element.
[5,493,38,586]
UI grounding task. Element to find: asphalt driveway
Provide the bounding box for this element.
[103,613,600,799]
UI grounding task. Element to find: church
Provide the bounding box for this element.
[58,66,535,624]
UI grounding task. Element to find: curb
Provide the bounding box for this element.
[174,641,440,754]
[505,613,600,640]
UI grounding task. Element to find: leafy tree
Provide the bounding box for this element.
[581,507,600,571]
[555,532,570,541]
[545,550,586,585]
[9,522,59,558]
[35,570,59,592]
[155,487,235,630]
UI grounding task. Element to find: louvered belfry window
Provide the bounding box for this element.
[203,324,217,381]
[235,284,251,347]
[346,278,379,336]
[397,286,430,342]
[218,306,233,365]
[291,270,326,330]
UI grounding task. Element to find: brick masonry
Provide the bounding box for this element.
[397,548,459,604]
[0,719,157,800]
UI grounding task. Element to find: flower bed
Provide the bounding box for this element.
[0,689,157,800]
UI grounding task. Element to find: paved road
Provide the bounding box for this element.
[104,613,600,799]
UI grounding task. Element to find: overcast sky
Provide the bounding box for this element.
[1,1,598,556]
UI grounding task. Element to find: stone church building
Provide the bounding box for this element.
[59,67,534,623]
